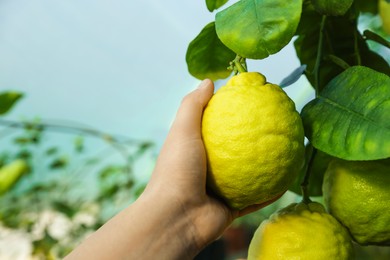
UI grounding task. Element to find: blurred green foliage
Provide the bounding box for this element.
[0,91,154,258]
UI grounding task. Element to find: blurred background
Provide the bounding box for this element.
[0,0,388,259]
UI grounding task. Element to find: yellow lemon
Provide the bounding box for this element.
[379,0,390,35]
[202,72,305,209]
[323,159,390,245]
[247,202,354,260]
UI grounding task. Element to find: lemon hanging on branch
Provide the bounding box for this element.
[247,201,354,260]
[323,159,390,245]
[201,72,305,210]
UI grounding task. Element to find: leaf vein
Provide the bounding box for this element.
[320,96,390,130]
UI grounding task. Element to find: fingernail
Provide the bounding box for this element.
[198,79,210,89]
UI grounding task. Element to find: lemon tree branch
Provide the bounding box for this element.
[313,15,327,96]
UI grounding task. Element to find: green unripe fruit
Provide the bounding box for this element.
[323,159,390,245]
[380,0,390,35]
[311,0,353,16]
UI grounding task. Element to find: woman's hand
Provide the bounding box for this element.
[65,79,276,260]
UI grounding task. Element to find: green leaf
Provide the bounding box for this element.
[130,141,154,161]
[290,145,333,197]
[311,0,353,16]
[361,49,390,76]
[52,200,77,218]
[45,147,58,156]
[206,0,229,12]
[0,154,9,168]
[363,30,390,49]
[279,65,307,87]
[16,150,32,160]
[49,156,68,169]
[14,136,32,145]
[100,183,121,198]
[301,66,390,160]
[98,165,123,180]
[134,184,146,198]
[354,0,378,14]
[215,0,303,59]
[186,22,235,80]
[32,231,57,257]
[0,91,23,115]
[295,1,322,36]
[74,136,84,153]
[295,12,390,91]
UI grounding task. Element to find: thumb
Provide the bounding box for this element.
[168,79,214,140]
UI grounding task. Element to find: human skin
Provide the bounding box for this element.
[65,79,278,260]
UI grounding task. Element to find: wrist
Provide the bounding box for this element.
[133,190,202,259]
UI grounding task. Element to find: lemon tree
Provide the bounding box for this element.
[186,0,390,258]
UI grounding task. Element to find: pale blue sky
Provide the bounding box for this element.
[0,0,311,148]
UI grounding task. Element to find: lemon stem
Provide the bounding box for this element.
[313,15,327,96]
[353,28,362,65]
[301,17,326,204]
[301,147,317,204]
[301,16,326,203]
[232,55,247,74]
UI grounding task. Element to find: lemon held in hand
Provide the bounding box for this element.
[248,202,354,260]
[323,159,390,245]
[201,72,305,210]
